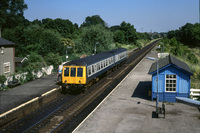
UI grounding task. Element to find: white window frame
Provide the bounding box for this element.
[165,74,177,92]
[4,62,10,74]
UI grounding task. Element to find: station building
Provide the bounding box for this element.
[0,37,16,76]
[148,55,193,102]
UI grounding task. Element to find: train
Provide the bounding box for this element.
[61,48,128,92]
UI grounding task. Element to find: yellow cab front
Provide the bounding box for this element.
[62,66,86,85]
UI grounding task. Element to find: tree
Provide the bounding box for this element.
[81,15,106,27]
[76,24,113,53]
[110,25,121,32]
[61,38,75,53]
[44,18,76,38]
[120,21,138,44]
[113,30,125,43]
[167,23,200,47]
[44,53,62,69]
[42,18,52,25]
[3,26,65,57]
[0,0,28,29]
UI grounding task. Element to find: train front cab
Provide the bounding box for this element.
[62,66,86,90]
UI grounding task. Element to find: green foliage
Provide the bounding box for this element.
[3,26,65,57]
[44,53,62,69]
[0,75,6,84]
[76,24,113,53]
[169,38,184,56]
[137,32,151,40]
[0,0,28,29]
[115,42,122,48]
[113,30,125,43]
[136,39,150,47]
[23,52,46,72]
[135,41,142,48]
[44,18,77,38]
[167,23,200,47]
[187,52,198,64]
[120,21,138,44]
[81,15,106,27]
[162,38,199,64]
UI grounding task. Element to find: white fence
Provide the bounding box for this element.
[190,88,200,100]
[1,65,54,87]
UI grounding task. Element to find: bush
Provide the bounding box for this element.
[44,53,62,69]
[0,75,6,84]
[0,75,7,90]
[187,52,199,64]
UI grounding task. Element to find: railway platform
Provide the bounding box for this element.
[73,48,200,133]
[0,73,59,114]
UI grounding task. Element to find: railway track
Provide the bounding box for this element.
[0,40,159,133]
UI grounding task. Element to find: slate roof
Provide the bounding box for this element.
[148,55,193,75]
[0,37,15,46]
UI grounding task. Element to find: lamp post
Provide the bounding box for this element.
[147,45,166,118]
[156,58,159,114]
[66,47,72,62]
[146,56,159,114]
[94,42,99,55]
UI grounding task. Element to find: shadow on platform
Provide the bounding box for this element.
[131,81,151,100]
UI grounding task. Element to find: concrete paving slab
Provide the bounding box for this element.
[0,73,59,114]
[73,49,200,133]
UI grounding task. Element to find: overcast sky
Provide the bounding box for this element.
[24,0,199,33]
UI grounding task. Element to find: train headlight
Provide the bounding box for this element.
[65,80,67,83]
[79,80,81,83]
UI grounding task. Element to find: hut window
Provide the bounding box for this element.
[165,74,176,92]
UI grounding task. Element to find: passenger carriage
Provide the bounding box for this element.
[62,48,127,91]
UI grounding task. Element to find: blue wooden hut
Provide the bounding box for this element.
[148,55,193,102]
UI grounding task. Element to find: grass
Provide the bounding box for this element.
[120,44,137,50]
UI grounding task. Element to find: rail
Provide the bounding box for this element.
[190,88,200,100]
[1,40,160,133]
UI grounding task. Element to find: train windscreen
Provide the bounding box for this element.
[77,68,83,77]
[71,68,76,77]
[64,67,69,76]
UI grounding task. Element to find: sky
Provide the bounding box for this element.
[24,0,199,33]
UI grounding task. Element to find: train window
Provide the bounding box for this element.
[77,68,83,77]
[97,63,100,71]
[104,60,106,67]
[95,64,97,72]
[71,68,76,77]
[92,65,95,73]
[88,66,91,76]
[64,67,69,76]
[106,60,108,66]
[101,61,103,69]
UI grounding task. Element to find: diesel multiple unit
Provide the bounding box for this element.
[62,48,127,91]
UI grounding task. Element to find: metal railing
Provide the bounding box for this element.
[190,88,200,100]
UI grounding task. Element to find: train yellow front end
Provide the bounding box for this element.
[62,66,86,85]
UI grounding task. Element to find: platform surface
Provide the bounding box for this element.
[73,49,200,133]
[0,73,59,114]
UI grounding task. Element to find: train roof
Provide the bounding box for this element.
[64,48,127,66]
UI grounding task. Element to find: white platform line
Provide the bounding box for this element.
[72,55,146,133]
